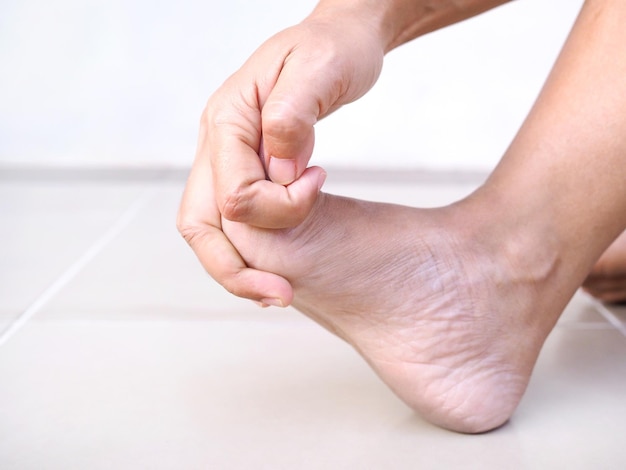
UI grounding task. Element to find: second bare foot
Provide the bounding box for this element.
[583,230,626,303]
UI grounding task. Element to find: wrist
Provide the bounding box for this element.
[309,0,512,53]
[305,1,391,52]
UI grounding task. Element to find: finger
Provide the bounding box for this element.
[260,52,340,185]
[181,221,293,306]
[210,117,326,228]
[177,134,294,305]
[262,96,316,185]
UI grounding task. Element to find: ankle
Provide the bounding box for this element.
[449,192,565,297]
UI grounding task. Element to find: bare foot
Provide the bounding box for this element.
[222,192,577,433]
[583,230,626,303]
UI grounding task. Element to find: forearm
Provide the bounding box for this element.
[309,0,513,53]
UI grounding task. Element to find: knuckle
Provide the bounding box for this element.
[200,95,221,126]
[201,96,232,130]
[207,105,230,128]
[221,273,248,299]
[219,186,251,222]
[221,278,240,297]
[262,102,311,141]
[176,210,208,249]
[176,216,202,246]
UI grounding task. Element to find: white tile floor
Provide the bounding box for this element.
[2,169,626,469]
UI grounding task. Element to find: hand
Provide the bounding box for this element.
[177,9,386,304]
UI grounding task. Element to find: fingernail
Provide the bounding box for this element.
[253,301,270,308]
[317,171,327,192]
[268,157,296,185]
[261,298,285,308]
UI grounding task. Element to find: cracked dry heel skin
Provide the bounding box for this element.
[222,191,570,433]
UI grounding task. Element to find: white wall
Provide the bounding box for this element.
[0,0,583,171]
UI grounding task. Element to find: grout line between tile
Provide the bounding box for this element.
[583,292,626,338]
[0,188,157,348]
[0,164,490,186]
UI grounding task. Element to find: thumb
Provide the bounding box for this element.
[260,72,320,185]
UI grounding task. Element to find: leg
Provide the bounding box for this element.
[224,0,626,433]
